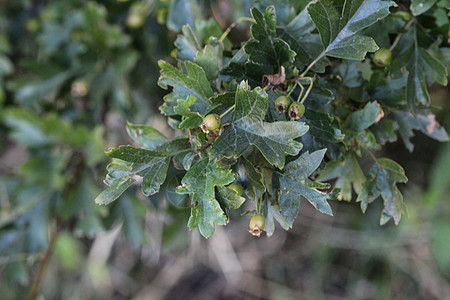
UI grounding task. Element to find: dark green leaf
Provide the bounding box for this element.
[356,158,407,225]
[244,6,295,69]
[277,7,330,72]
[318,153,365,201]
[393,110,449,152]
[390,35,448,112]
[344,101,382,133]
[279,149,332,226]
[371,119,399,145]
[211,82,308,169]
[216,186,246,210]
[220,47,265,87]
[307,0,395,60]
[242,158,265,191]
[304,109,344,142]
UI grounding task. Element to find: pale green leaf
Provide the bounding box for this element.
[318,153,365,201]
[158,60,213,115]
[177,158,235,238]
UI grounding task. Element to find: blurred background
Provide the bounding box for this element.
[0,0,449,299]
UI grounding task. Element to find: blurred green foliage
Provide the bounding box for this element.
[0,0,449,299]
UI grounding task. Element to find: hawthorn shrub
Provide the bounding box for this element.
[95,0,450,238]
[0,0,449,297]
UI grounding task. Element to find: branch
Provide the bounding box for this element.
[27,223,62,300]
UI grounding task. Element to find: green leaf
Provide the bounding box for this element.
[158,60,213,116]
[106,146,171,196]
[255,0,292,26]
[15,71,73,104]
[410,0,437,15]
[244,6,296,69]
[102,138,192,199]
[371,119,399,145]
[393,110,449,152]
[344,101,382,133]
[194,43,221,81]
[209,92,236,117]
[126,122,168,149]
[356,158,407,225]
[166,0,203,31]
[176,158,234,238]
[318,153,365,201]
[277,8,330,72]
[390,35,448,112]
[264,199,290,237]
[175,25,202,62]
[95,161,135,205]
[211,82,308,169]
[216,186,246,210]
[279,149,332,226]
[307,0,395,60]
[304,109,344,142]
[173,96,203,129]
[220,47,265,87]
[242,158,265,191]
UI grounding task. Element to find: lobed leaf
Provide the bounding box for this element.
[244,6,296,69]
[357,158,408,225]
[176,158,235,238]
[307,0,396,60]
[211,82,308,169]
[318,153,365,201]
[158,60,213,115]
[279,149,333,226]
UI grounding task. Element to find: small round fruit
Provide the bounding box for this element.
[395,11,411,21]
[126,13,145,28]
[288,102,305,121]
[275,95,291,114]
[248,214,265,237]
[201,114,221,133]
[228,183,244,196]
[373,48,392,67]
[25,18,41,33]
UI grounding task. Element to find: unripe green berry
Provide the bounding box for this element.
[228,183,244,196]
[25,18,41,33]
[275,95,291,114]
[373,48,392,67]
[201,114,221,133]
[126,13,145,28]
[288,102,305,121]
[248,214,265,237]
[395,11,411,21]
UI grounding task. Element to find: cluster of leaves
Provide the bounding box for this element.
[0,0,174,293]
[97,0,449,238]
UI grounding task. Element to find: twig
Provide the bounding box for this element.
[389,18,415,52]
[27,223,62,300]
[219,17,255,43]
